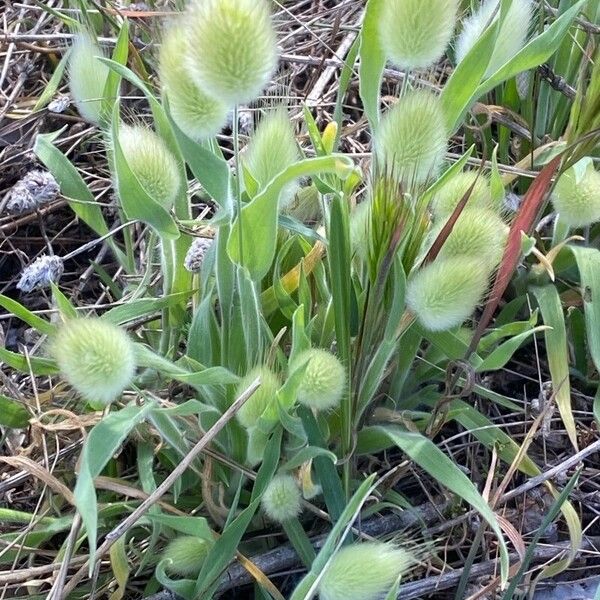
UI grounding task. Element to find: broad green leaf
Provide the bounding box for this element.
[476,326,549,372]
[147,515,212,540]
[476,2,585,98]
[74,401,156,569]
[358,0,386,130]
[109,536,130,600]
[568,245,600,372]
[33,51,70,111]
[170,128,231,210]
[0,395,30,428]
[531,286,577,450]
[281,446,337,472]
[51,282,78,319]
[0,347,58,376]
[0,294,55,336]
[227,155,355,280]
[34,132,110,237]
[441,21,498,133]
[372,425,509,584]
[101,20,129,124]
[100,291,194,326]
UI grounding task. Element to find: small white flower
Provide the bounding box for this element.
[17,255,64,293]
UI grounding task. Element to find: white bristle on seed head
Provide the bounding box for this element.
[243,107,299,202]
[159,25,229,140]
[379,0,460,70]
[68,35,109,125]
[377,90,447,185]
[117,125,180,209]
[161,536,211,577]
[426,208,509,270]
[235,366,280,429]
[290,348,345,412]
[185,0,278,104]
[552,163,600,227]
[317,542,416,600]
[261,474,302,523]
[406,256,490,331]
[50,318,136,407]
[455,0,534,77]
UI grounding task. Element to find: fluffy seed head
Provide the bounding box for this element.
[552,163,600,227]
[456,0,534,77]
[379,0,459,70]
[118,125,180,209]
[377,90,447,185]
[185,0,278,104]
[243,108,299,201]
[159,26,229,140]
[50,318,136,407]
[68,35,109,125]
[184,237,213,272]
[428,208,508,269]
[318,542,415,600]
[290,349,345,412]
[406,256,489,331]
[431,171,496,218]
[17,255,64,293]
[235,366,280,429]
[6,170,60,214]
[161,536,212,577]
[261,474,302,523]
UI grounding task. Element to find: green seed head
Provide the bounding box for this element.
[427,208,508,269]
[290,349,345,412]
[406,256,489,331]
[118,125,180,209]
[68,35,109,125]
[161,536,212,577]
[379,0,459,70]
[246,426,270,466]
[350,199,371,260]
[431,171,496,218]
[159,25,229,141]
[235,366,280,429]
[243,107,299,201]
[456,0,533,77]
[377,90,447,185]
[317,542,415,600]
[261,474,302,523]
[50,318,136,407]
[185,0,278,104]
[552,163,600,227]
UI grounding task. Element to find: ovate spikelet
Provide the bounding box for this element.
[377,91,447,185]
[235,366,280,429]
[290,349,345,411]
[406,257,489,331]
[51,318,136,407]
[244,108,299,202]
[159,26,228,140]
[185,0,278,104]
[428,208,508,269]
[161,536,212,577]
[379,0,459,70]
[261,474,302,523]
[317,542,415,600]
[68,35,109,125]
[431,171,496,218]
[552,164,600,227]
[118,125,180,209]
[456,0,534,77]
